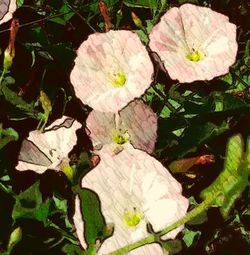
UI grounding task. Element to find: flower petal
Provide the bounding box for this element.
[86,110,115,150]
[0,0,16,25]
[86,100,157,153]
[120,100,157,154]
[16,116,81,173]
[70,30,154,113]
[149,4,237,83]
[74,144,188,252]
[73,195,87,250]
[144,196,189,240]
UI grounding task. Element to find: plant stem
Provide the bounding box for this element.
[0,182,14,196]
[106,193,218,255]
[0,69,6,87]
[48,221,79,245]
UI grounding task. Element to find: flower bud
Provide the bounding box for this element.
[8,227,22,248]
[3,19,19,71]
[131,12,143,29]
[60,159,76,183]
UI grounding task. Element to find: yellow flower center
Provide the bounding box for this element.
[186,48,203,62]
[112,130,129,145]
[123,208,142,227]
[111,71,127,87]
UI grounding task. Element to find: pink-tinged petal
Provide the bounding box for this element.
[86,110,115,150]
[86,100,157,154]
[0,0,16,25]
[73,195,87,250]
[149,4,238,83]
[73,144,188,253]
[120,100,157,153]
[70,30,154,113]
[16,116,81,173]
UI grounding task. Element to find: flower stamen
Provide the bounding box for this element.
[123,207,142,227]
[186,48,204,62]
[112,129,129,145]
[111,70,127,87]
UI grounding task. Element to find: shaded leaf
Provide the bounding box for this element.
[0,125,19,150]
[73,186,111,253]
[12,181,50,224]
[182,228,201,248]
[62,243,83,255]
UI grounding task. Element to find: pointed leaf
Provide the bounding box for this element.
[73,186,111,252]
[12,181,50,224]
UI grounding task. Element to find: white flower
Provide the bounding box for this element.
[73,144,189,254]
[149,4,238,83]
[86,100,157,154]
[16,116,81,174]
[0,0,16,25]
[70,30,154,113]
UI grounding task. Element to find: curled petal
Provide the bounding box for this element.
[16,116,81,173]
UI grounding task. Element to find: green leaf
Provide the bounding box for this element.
[49,4,74,25]
[210,92,247,112]
[182,228,201,248]
[52,196,72,228]
[124,0,159,9]
[200,135,250,218]
[73,186,112,253]
[12,181,50,224]
[17,0,24,8]
[82,0,119,15]
[0,77,37,119]
[0,125,19,150]
[62,243,83,255]
[175,121,229,158]
[162,239,182,254]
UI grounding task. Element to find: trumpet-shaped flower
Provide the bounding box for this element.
[0,0,16,25]
[73,144,189,254]
[86,100,157,154]
[149,4,238,83]
[70,30,154,113]
[16,116,81,174]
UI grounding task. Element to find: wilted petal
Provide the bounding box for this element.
[16,116,81,173]
[0,0,16,25]
[120,100,157,153]
[70,30,154,113]
[149,4,238,83]
[73,144,188,253]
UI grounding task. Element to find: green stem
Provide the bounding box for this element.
[0,68,6,87]
[106,193,217,255]
[63,0,97,32]
[48,221,79,245]
[0,182,14,196]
